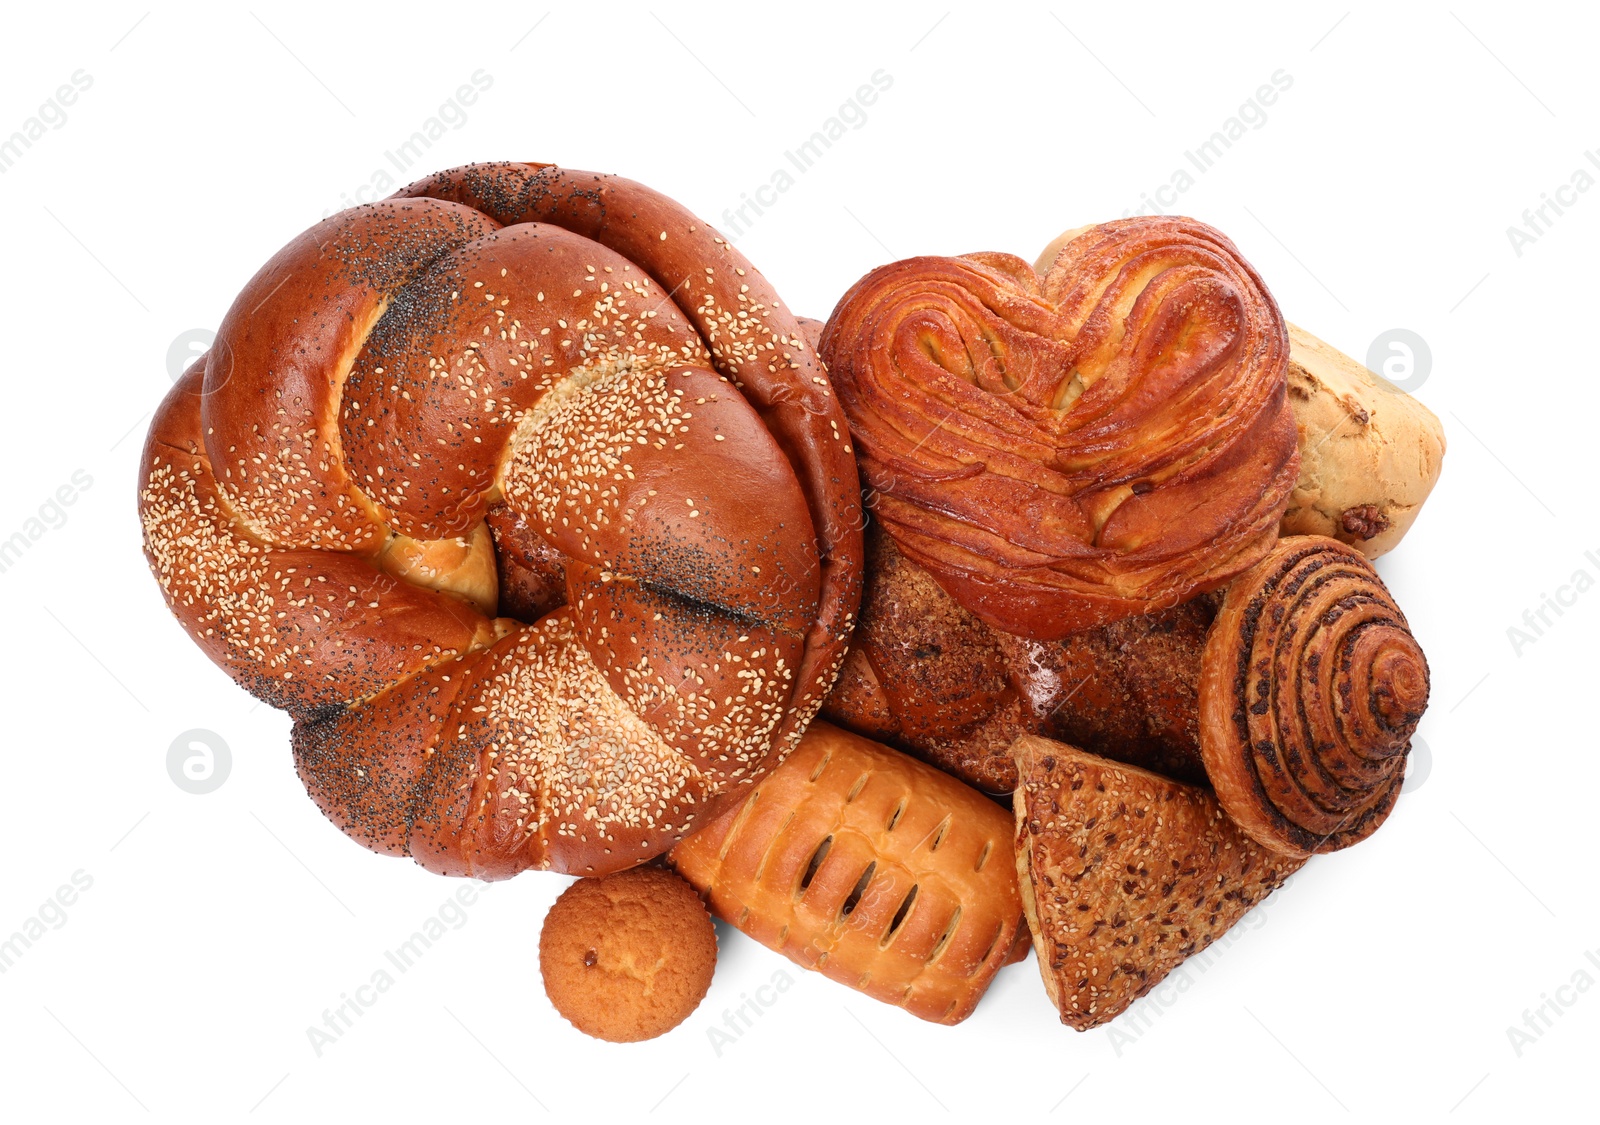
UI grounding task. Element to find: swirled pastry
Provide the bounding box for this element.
[821,217,1299,638]
[1199,536,1429,857]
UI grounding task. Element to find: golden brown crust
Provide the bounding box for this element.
[483,503,568,622]
[669,722,1024,1024]
[538,867,717,1042]
[1280,323,1447,558]
[823,523,1018,790]
[820,217,1298,639]
[1198,536,1429,857]
[1012,736,1304,1030]
[394,163,865,759]
[139,162,865,879]
[141,366,501,718]
[822,524,1212,791]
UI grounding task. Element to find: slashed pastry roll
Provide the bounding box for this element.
[671,722,1027,1024]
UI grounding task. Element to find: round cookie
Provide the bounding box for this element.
[539,866,718,1042]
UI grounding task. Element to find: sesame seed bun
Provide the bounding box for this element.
[138,163,864,878]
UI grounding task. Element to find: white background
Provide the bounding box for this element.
[0,2,1593,1121]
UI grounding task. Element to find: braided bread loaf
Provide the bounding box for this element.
[139,162,863,878]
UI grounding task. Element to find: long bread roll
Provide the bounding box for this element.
[670,722,1026,1024]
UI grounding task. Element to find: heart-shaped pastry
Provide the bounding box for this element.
[820,217,1300,638]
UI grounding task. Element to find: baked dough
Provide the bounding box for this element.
[1038,229,1446,559]
[822,523,1214,793]
[823,216,1299,638]
[1199,536,1428,856]
[539,866,717,1042]
[670,722,1025,1024]
[1013,735,1304,1030]
[1279,323,1446,557]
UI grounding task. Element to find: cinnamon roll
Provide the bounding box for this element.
[1199,536,1430,856]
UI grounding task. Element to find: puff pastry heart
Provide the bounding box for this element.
[821,217,1300,638]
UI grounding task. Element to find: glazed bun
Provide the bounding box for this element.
[140,163,864,877]
[820,217,1298,638]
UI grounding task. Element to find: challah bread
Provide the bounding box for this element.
[820,217,1299,639]
[139,162,864,878]
[670,722,1026,1024]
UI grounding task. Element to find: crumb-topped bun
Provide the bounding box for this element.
[539,867,717,1042]
[138,162,864,878]
[819,218,1299,639]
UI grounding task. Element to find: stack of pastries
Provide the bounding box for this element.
[139,163,1442,1038]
